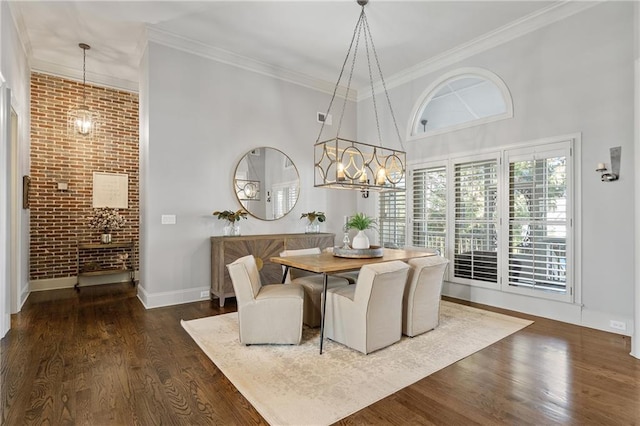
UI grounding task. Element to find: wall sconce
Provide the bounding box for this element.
[596,146,621,182]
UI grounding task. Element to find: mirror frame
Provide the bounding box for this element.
[233,147,300,221]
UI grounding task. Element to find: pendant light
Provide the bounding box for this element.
[68,43,98,137]
[314,0,406,194]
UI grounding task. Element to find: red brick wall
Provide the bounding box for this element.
[30,73,139,280]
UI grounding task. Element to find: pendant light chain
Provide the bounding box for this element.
[362,14,404,151]
[315,8,365,144]
[334,9,364,140]
[82,45,87,104]
[362,12,383,148]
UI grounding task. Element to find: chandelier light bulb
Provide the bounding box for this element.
[337,163,346,181]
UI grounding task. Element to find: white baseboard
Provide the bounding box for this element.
[442,281,633,337]
[30,271,140,292]
[136,284,212,309]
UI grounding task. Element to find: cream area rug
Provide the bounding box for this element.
[181,301,532,426]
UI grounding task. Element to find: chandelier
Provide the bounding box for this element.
[314,0,406,194]
[68,43,98,137]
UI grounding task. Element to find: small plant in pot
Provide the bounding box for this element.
[345,212,377,249]
[301,211,326,233]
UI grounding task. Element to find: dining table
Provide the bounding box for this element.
[270,248,436,354]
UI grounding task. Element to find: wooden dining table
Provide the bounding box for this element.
[270,248,436,354]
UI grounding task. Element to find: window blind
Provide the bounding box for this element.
[453,158,498,283]
[379,189,406,248]
[507,153,567,293]
[411,165,447,254]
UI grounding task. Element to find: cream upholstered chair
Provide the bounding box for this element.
[227,255,304,345]
[403,255,449,337]
[324,261,410,354]
[280,247,350,328]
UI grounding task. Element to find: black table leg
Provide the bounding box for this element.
[319,273,328,354]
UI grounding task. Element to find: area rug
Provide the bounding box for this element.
[181,301,532,426]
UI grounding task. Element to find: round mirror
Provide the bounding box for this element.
[234,147,300,220]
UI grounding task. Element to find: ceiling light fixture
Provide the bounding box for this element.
[314,0,406,194]
[68,43,98,137]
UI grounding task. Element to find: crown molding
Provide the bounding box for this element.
[30,59,138,93]
[361,0,601,102]
[146,26,358,102]
[7,2,33,62]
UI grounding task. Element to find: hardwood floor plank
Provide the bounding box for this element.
[1,284,639,425]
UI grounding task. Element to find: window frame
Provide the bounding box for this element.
[500,142,574,303]
[399,135,579,304]
[447,152,502,291]
[407,160,449,255]
[406,67,514,141]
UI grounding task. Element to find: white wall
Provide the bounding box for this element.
[358,3,635,335]
[0,1,31,336]
[139,42,357,307]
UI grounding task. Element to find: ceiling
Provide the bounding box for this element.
[9,1,565,94]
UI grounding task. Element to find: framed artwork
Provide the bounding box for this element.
[92,172,129,208]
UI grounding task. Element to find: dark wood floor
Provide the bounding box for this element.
[1,283,639,425]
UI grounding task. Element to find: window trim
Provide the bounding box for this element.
[406,67,514,141]
[446,151,502,291]
[500,142,574,303]
[407,160,449,255]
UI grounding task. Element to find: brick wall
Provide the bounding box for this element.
[30,73,139,281]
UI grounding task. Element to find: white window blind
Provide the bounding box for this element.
[453,158,499,283]
[272,182,298,219]
[379,190,406,248]
[411,165,447,254]
[506,149,568,293]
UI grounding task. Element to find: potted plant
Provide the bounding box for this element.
[213,209,247,236]
[300,211,326,233]
[345,212,377,249]
[88,207,126,244]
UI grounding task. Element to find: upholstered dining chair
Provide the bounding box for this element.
[324,261,410,354]
[403,255,449,337]
[227,254,304,345]
[279,247,350,328]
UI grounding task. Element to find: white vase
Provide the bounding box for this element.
[352,230,370,249]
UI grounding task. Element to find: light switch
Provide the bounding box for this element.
[161,214,176,225]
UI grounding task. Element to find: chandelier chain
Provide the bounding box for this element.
[335,9,364,140]
[315,8,365,144]
[362,14,404,150]
[362,13,383,148]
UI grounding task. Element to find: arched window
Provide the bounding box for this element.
[408,68,513,139]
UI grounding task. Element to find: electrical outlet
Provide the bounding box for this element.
[200,290,209,298]
[161,214,176,225]
[609,320,626,331]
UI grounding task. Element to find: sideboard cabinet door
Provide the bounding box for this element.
[210,233,335,307]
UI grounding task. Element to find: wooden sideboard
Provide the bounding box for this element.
[210,233,335,306]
